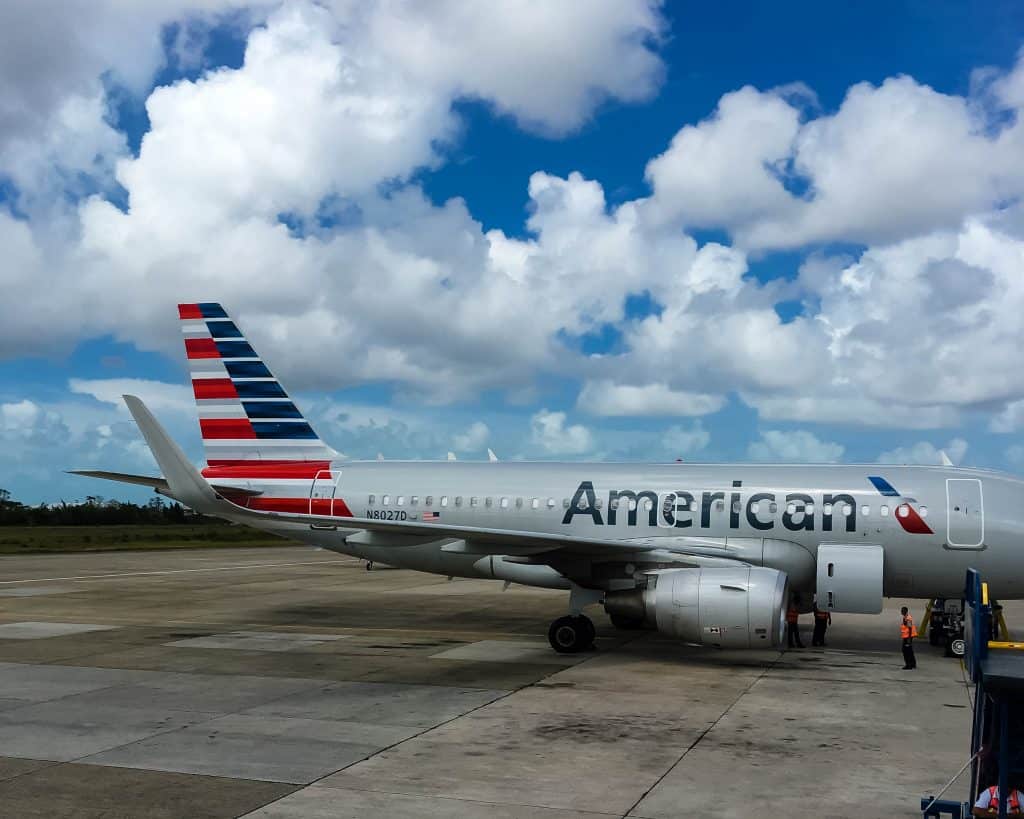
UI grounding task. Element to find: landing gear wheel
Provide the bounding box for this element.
[548,615,595,654]
[609,612,645,630]
[950,637,966,658]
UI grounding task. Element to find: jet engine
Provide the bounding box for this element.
[604,566,788,649]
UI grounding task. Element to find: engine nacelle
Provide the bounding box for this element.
[605,566,788,649]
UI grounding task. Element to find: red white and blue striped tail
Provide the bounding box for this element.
[178,303,336,467]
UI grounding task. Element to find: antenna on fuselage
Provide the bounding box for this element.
[939,450,954,467]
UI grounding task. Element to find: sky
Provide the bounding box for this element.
[3,0,1024,504]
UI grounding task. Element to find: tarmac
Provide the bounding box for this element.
[0,544,999,818]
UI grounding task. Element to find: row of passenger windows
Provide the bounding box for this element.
[366,493,927,519]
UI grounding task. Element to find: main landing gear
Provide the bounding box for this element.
[547,583,603,654]
[548,615,595,654]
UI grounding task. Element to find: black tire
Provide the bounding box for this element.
[548,615,594,654]
[929,626,943,647]
[609,612,645,630]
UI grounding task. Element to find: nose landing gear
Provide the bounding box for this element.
[548,614,596,654]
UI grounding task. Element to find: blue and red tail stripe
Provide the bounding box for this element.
[179,302,336,467]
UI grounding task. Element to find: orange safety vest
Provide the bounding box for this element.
[900,615,918,639]
[987,787,1022,814]
[786,607,799,624]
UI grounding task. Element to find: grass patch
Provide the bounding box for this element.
[0,525,295,554]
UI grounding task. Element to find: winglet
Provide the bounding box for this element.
[939,450,954,467]
[122,395,218,511]
[487,448,499,462]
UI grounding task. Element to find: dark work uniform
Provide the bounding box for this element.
[812,606,830,647]
[786,606,804,648]
[901,614,917,669]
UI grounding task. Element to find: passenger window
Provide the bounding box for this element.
[880,504,889,516]
[920,505,928,517]
[715,500,725,511]
[547,498,556,508]
[732,501,741,514]
[897,504,909,518]
[515,497,523,508]
[425,496,433,506]
[595,498,603,509]
[455,496,463,506]
[470,497,479,507]
[368,494,375,505]
[806,503,815,515]
[485,497,493,508]
[397,496,405,506]
[531,498,539,509]
[751,502,759,514]
[842,504,852,516]
[382,494,390,506]
[628,499,637,511]
[563,498,570,508]
[786,503,797,515]
[823,503,833,515]
[440,496,448,507]
[861,504,870,517]
[769,502,778,514]
[410,496,418,506]
[500,497,509,509]
[610,498,620,510]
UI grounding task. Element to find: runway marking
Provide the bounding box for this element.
[0,560,339,585]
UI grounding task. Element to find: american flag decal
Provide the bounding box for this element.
[422,511,440,521]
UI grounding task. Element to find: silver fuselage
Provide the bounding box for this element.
[213,461,1024,601]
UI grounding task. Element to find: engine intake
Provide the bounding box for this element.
[605,566,788,649]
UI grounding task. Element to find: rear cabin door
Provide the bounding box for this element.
[946,478,984,549]
[309,469,339,517]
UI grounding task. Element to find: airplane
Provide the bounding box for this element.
[75,302,1021,655]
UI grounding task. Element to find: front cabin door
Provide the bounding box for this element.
[946,478,984,549]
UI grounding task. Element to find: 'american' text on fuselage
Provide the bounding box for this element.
[562,480,858,532]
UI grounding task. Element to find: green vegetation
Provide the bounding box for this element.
[0,488,293,553]
[0,525,290,554]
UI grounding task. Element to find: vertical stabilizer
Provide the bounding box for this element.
[178,303,336,466]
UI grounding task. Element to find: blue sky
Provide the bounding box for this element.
[2,1,1024,504]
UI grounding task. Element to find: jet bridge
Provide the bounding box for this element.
[921,569,1024,819]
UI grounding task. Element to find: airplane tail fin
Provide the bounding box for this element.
[178,303,336,467]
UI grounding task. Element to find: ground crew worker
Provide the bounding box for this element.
[900,605,917,669]
[812,602,831,647]
[786,601,804,649]
[973,784,1024,816]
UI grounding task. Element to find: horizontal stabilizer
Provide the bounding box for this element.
[69,469,262,498]
[68,470,169,492]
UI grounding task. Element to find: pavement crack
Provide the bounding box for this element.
[621,650,784,818]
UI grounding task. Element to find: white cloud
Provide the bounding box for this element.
[577,381,724,417]
[530,409,593,455]
[877,438,968,465]
[69,378,194,414]
[645,60,1024,250]
[663,422,710,458]
[350,0,666,136]
[748,430,844,463]
[452,421,490,452]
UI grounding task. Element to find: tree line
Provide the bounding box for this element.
[0,488,221,526]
